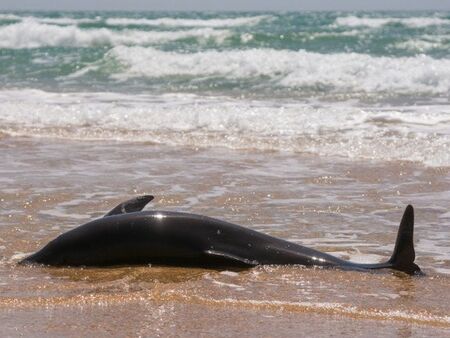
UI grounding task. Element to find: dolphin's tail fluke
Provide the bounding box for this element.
[387,205,422,275]
[352,205,422,275]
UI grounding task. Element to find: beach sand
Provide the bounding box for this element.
[1,136,449,336]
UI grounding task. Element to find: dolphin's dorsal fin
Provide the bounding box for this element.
[104,195,154,217]
[204,250,259,266]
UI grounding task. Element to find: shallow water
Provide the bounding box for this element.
[0,137,449,336]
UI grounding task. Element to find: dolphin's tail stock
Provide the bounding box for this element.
[355,205,423,275]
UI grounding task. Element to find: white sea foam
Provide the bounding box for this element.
[0,89,449,167]
[0,21,230,48]
[335,16,450,28]
[103,47,450,95]
[105,15,269,27]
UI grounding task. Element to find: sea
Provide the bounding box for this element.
[0,11,449,337]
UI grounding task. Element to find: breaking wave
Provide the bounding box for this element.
[335,16,450,28]
[0,21,230,48]
[91,47,450,95]
[0,89,448,167]
[0,13,269,27]
[105,15,270,27]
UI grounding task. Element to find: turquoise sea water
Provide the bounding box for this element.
[1,11,450,95]
[0,11,449,165]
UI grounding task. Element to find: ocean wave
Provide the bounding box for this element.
[105,15,270,27]
[0,90,448,167]
[393,40,443,52]
[0,13,268,27]
[335,16,450,28]
[391,34,450,53]
[0,21,230,48]
[33,17,101,25]
[0,13,22,21]
[95,47,450,95]
[0,13,100,25]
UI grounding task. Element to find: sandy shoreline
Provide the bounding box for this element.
[1,136,449,336]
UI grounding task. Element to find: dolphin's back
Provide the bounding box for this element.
[21,210,342,267]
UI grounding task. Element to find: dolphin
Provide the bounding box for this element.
[20,195,422,275]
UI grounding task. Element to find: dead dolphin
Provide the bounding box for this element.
[20,195,422,275]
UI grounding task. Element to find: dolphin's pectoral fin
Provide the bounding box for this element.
[104,195,154,217]
[204,250,260,266]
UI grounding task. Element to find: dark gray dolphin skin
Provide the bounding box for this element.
[20,195,422,275]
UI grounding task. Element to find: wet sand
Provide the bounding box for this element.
[0,136,449,337]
